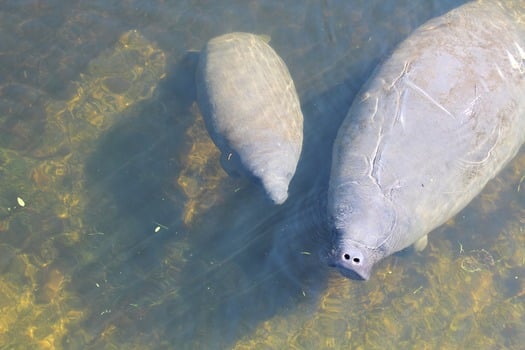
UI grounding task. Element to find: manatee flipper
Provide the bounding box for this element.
[413,235,428,252]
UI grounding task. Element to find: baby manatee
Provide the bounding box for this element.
[196,32,303,204]
[328,1,525,279]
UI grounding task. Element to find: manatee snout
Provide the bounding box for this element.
[261,175,290,205]
[259,168,297,204]
[327,239,372,280]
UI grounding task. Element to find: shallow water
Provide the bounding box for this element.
[1,0,524,349]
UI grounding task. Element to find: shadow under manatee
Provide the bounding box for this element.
[68,44,358,348]
[158,77,361,348]
[68,57,198,345]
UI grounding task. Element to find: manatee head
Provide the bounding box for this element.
[328,239,385,280]
[260,172,291,205]
[327,187,396,280]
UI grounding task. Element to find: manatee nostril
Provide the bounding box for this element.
[342,253,361,264]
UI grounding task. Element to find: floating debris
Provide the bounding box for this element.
[460,249,495,273]
[518,175,525,192]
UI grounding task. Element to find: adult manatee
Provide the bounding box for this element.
[196,32,303,205]
[328,1,525,279]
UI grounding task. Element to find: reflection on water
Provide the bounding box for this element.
[1,0,524,349]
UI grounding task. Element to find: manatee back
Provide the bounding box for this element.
[196,32,303,204]
[328,1,525,279]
